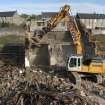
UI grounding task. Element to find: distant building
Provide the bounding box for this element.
[76,13,105,35]
[0,11,24,25]
[31,12,68,31]
[31,20,45,31]
[42,12,57,20]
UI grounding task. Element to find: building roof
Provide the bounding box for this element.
[42,12,58,18]
[76,13,105,19]
[0,11,17,17]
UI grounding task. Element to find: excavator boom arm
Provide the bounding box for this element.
[68,15,83,55]
[43,5,70,33]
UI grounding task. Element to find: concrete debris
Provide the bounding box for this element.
[0,66,105,105]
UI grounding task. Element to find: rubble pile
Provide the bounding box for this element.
[0,65,103,105]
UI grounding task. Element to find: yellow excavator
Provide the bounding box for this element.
[67,8,105,87]
[25,4,105,88]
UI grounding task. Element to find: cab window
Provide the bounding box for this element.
[78,58,80,66]
[69,58,77,67]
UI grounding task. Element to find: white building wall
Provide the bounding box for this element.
[13,13,25,25]
[6,17,13,23]
[89,19,93,29]
[0,12,24,25]
[79,18,105,35]
[0,17,2,22]
[80,18,105,29]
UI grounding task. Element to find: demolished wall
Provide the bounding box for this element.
[30,31,75,67]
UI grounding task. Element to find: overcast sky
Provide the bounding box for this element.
[0,0,105,14]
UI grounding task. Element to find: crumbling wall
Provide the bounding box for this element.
[29,44,50,66]
[30,31,75,67]
[48,44,65,66]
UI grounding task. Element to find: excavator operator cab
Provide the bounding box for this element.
[67,55,83,72]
